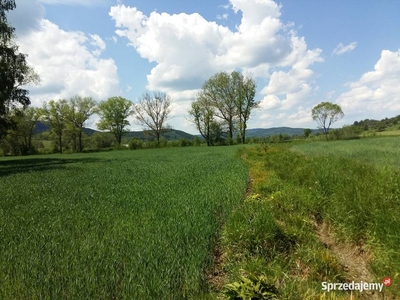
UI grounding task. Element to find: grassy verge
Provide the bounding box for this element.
[0,147,248,299]
[220,141,399,299]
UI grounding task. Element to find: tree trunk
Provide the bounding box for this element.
[59,134,63,154]
[78,130,82,152]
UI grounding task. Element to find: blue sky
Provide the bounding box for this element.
[8,0,400,134]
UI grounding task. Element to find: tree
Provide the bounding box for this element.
[303,128,312,138]
[96,96,133,145]
[41,100,69,153]
[196,71,258,144]
[0,1,39,135]
[65,95,97,152]
[311,102,344,140]
[189,93,218,146]
[201,72,237,140]
[0,107,41,155]
[135,91,172,144]
[232,72,258,144]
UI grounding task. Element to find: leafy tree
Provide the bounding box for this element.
[135,92,172,144]
[303,128,312,138]
[96,96,133,145]
[90,132,114,149]
[65,95,97,152]
[232,72,258,144]
[195,71,258,144]
[311,102,344,140]
[189,92,222,146]
[41,100,69,154]
[0,107,41,155]
[0,0,39,135]
[201,72,237,140]
[12,107,41,154]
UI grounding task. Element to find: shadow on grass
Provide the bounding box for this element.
[0,157,102,177]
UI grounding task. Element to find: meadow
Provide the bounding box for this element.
[0,146,248,299]
[220,137,400,299]
[2,136,399,299]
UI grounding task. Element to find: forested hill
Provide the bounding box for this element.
[245,127,319,138]
[33,121,194,140]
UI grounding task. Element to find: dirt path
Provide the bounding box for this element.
[317,222,386,299]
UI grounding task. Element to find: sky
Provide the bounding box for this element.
[7,0,400,134]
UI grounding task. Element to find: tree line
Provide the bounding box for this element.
[0,93,172,155]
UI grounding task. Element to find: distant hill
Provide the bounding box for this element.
[245,127,319,138]
[353,115,400,131]
[124,129,195,140]
[33,122,97,135]
[33,122,195,140]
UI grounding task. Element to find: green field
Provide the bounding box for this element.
[0,147,248,299]
[2,137,400,299]
[291,136,400,169]
[219,137,399,298]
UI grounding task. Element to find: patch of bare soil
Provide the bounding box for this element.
[207,245,227,293]
[317,222,389,299]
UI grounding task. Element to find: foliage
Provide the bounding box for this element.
[189,92,222,146]
[41,99,69,154]
[311,102,344,140]
[65,95,97,152]
[135,91,172,144]
[303,128,312,138]
[96,96,134,145]
[128,137,143,150]
[232,72,258,144]
[0,0,39,134]
[0,107,40,155]
[224,272,278,300]
[190,71,257,144]
[353,115,400,131]
[0,146,248,299]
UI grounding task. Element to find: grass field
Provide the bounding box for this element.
[291,136,400,169]
[220,137,400,299]
[2,137,399,299]
[0,147,248,299]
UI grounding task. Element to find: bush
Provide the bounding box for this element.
[129,138,144,150]
[224,272,278,299]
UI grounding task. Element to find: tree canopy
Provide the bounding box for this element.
[96,97,134,145]
[0,0,39,135]
[135,92,172,144]
[311,102,344,140]
[189,71,257,145]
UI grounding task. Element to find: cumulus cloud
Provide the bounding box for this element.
[109,0,322,89]
[109,0,323,129]
[337,49,400,118]
[18,19,120,106]
[332,42,357,55]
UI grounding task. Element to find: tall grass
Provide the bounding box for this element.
[291,136,400,169]
[222,139,399,299]
[0,147,248,299]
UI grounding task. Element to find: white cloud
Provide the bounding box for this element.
[18,19,120,106]
[332,42,357,55]
[90,34,106,56]
[337,49,400,118]
[109,0,322,91]
[217,13,229,20]
[38,0,110,7]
